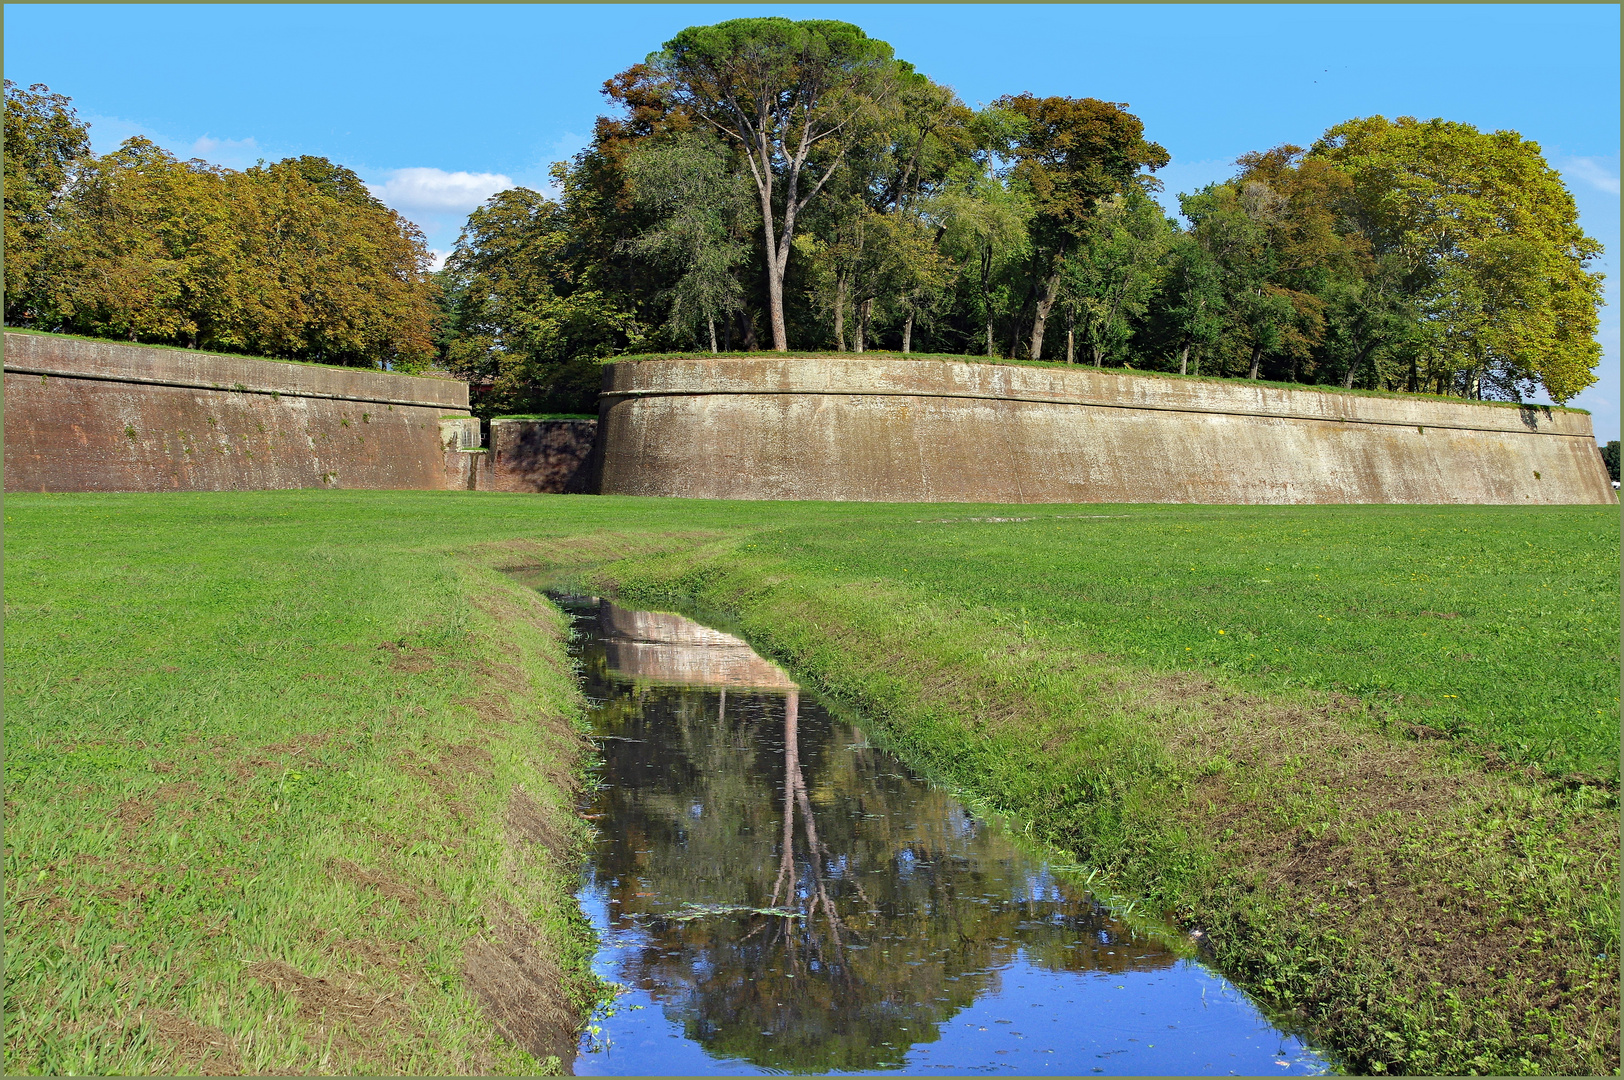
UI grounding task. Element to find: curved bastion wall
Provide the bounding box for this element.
[3,332,479,493]
[597,356,1616,505]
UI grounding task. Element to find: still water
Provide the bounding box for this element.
[553,593,1328,1076]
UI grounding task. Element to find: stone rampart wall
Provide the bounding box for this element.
[3,332,474,492]
[598,356,1615,505]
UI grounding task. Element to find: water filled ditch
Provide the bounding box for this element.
[551,591,1329,1076]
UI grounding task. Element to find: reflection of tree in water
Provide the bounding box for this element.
[579,610,1180,1076]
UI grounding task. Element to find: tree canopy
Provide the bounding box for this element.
[3,81,438,369]
[7,37,1605,412]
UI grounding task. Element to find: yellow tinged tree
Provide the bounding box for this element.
[1310,116,1603,403]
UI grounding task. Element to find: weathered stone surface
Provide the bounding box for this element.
[488,419,597,494]
[599,356,1615,504]
[4,332,475,492]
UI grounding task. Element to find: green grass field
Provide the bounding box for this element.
[4,492,1617,1074]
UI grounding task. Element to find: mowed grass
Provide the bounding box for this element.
[3,495,611,1074]
[738,503,1620,780]
[4,491,1618,1074]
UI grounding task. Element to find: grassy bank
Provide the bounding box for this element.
[5,492,1617,1074]
[3,498,613,1073]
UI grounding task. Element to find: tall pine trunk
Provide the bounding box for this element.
[854,298,873,352]
[902,309,914,354]
[708,317,718,354]
[1178,343,1190,376]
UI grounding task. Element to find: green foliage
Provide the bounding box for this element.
[3,80,91,324]
[652,17,905,350]
[1060,187,1173,365]
[433,28,1605,409]
[622,131,756,349]
[1310,115,1605,403]
[3,85,438,369]
[1601,440,1619,483]
[438,187,627,417]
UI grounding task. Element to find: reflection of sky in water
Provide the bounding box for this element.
[556,595,1329,1077]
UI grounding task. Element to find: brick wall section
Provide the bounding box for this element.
[599,356,1617,505]
[488,419,598,493]
[3,332,476,492]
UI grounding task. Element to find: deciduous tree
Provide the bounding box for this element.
[3,81,91,324]
[995,93,1167,361]
[1310,115,1603,402]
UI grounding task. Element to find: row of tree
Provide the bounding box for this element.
[4,81,437,369]
[4,18,1605,417]
[436,17,1604,415]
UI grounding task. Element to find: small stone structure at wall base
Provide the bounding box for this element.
[487,418,598,493]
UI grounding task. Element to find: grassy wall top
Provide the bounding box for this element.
[490,413,598,421]
[608,349,1589,415]
[1,326,463,383]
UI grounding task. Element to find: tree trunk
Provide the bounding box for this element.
[1028,269,1063,362]
[766,256,789,352]
[1178,343,1190,376]
[1342,341,1375,389]
[1247,343,1262,381]
[854,298,873,353]
[833,273,847,351]
[981,248,996,357]
[902,309,914,354]
[708,316,718,354]
[724,316,734,352]
[1065,314,1074,364]
[752,166,792,352]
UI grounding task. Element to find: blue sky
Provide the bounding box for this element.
[5,4,1618,435]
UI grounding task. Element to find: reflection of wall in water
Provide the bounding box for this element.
[597,600,798,690]
[585,642,1177,1073]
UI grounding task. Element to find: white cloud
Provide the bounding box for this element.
[191,134,258,157]
[1562,156,1621,196]
[81,112,163,156]
[366,167,515,215]
[425,249,450,273]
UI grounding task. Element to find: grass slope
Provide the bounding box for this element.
[4,492,1617,1074]
[3,497,610,1073]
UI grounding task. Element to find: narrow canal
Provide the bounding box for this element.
[552,592,1329,1076]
